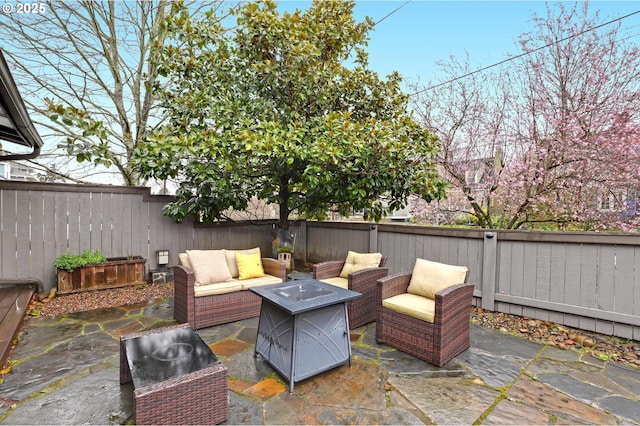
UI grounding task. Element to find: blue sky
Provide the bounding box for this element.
[278,1,640,88]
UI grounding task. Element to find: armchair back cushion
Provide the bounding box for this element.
[407,258,468,299]
[186,249,232,286]
[339,251,383,278]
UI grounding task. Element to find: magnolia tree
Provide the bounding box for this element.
[133,0,445,229]
[412,2,640,231]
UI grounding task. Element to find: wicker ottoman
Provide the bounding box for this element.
[120,323,228,425]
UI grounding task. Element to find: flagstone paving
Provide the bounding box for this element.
[1,297,638,425]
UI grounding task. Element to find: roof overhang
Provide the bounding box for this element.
[0,49,43,160]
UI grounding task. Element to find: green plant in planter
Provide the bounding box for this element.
[54,249,108,272]
[277,246,293,253]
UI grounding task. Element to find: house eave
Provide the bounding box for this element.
[0,49,44,160]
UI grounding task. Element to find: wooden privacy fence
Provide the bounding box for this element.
[296,221,640,340]
[0,181,275,294]
[2,181,639,340]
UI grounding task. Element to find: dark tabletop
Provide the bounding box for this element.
[124,326,220,388]
[250,279,361,314]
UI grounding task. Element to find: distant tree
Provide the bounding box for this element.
[134,0,446,229]
[0,0,223,185]
[411,54,511,228]
[412,2,640,231]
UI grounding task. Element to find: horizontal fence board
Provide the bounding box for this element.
[495,294,640,326]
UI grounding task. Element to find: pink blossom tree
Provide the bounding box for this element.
[412,2,640,231]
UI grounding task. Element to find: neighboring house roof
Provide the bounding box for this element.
[0,49,43,160]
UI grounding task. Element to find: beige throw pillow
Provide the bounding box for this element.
[407,258,468,299]
[186,249,232,286]
[339,251,383,278]
[224,247,261,278]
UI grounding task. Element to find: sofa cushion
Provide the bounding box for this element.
[239,274,284,290]
[194,280,244,297]
[224,247,261,278]
[407,258,468,299]
[320,277,349,289]
[382,293,436,322]
[186,249,232,286]
[339,251,382,278]
[236,251,265,280]
[178,252,192,270]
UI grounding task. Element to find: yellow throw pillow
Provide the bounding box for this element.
[236,251,265,280]
[224,247,260,278]
[407,258,468,299]
[339,251,383,278]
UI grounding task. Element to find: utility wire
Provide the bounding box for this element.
[374,0,411,25]
[410,8,640,96]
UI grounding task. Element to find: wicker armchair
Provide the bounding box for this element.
[313,255,388,329]
[375,259,474,366]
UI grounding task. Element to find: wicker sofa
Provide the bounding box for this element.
[313,252,388,329]
[174,248,287,329]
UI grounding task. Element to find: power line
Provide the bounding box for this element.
[410,8,640,96]
[374,1,411,26]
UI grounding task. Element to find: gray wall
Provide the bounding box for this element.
[2,181,639,340]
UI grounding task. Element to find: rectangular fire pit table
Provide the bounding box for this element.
[250,279,361,392]
[119,323,228,425]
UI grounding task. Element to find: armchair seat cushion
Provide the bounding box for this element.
[407,258,468,299]
[382,293,436,323]
[319,276,349,289]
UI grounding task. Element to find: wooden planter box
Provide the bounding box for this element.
[57,256,146,294]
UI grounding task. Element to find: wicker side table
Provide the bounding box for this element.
[120,323,228,425]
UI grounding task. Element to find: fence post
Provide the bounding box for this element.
[481,231,497,311]
[369,223,378,253]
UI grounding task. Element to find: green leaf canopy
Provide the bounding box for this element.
[134,0,446,229]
